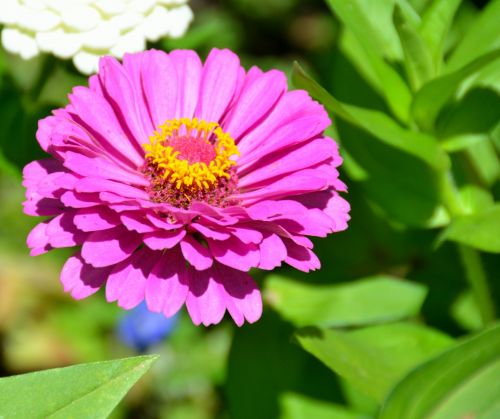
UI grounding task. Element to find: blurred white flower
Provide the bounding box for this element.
[0,0,193,74]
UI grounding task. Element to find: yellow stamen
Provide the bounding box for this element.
[143,118,239,193]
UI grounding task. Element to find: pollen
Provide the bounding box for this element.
[143,118,240,207]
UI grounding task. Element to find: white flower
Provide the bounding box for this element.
[0,0,193,74]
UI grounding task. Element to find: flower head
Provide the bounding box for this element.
[0,0,192,74]
[23,48,350,326]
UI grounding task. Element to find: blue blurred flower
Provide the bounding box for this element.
[117,302,179,352]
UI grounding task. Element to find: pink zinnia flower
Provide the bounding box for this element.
[23,48,350,326]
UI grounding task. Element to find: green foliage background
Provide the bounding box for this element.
[1,0,499,418]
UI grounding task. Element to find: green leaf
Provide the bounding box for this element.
[292,62,449,227]
[393,4,435,91]
[0,355,158,418]
[296,323,453,401]
[447,0,500,71]
[440,133,487,153]
[418,0,461,73]
[380,324,500,419]
[466,139,500,186]
[279,393,366,419]
[412,48,500,131]
[265,275,427,327]
[292,62,449,171]
[451,291,482,332]
[442,204,500,253]
[325,0,412,122]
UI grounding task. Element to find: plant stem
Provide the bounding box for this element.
[440,171,496,326]
[457,244,496,325]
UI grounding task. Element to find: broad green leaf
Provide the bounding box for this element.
[325,0,412,122]
[440,133,487,152]
[292,62,449,172]
[466,139,500,186]
[418,0,461,73]
[458,184,494,215]
[279,393,366,419]
[442,204,500,252]
[393,5,434,91]
[447,0,500,71]
[412,48,500,131]
[451,291,482,332]
[0,355,158,418]
[296,323,453,401]
[265,275,427,327]
[380,324,500,419]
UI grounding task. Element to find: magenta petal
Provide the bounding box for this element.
[46,212,87,248]
[141,50,178,127]
[217,264,262,326]
[98,56,152,145]
[145,247,189,317]
[195,48,240,122]
[170,49,202,119]
[61,251,110,299]
[208,236,260,271]
[27,221,51,256]
[73,207,120,232]
[223,69,286,140]
[120,212,156,233]
[143,229,186,250]
[106,248,156,309]
[81,226,141,268]
[284,239,321,272]
[186,267,226,326]
[258,233,287,270]
[180,235,213,270]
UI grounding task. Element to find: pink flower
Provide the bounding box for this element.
[23,48,350,326]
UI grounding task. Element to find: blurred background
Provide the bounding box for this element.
[0,0,498,418]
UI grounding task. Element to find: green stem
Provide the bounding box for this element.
[457,244,496,325]
[440,171,496,326]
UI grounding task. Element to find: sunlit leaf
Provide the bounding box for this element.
[265,275,427,327]
[380,324,500,419]
[0,355,158,418]
[442,204,500,252]
[393,4,434,90]
[279,393,365,419]
[296,323,453,401]
[325,0,412,122]
[418,0,461,73]
[447,0,500,71]
[412,48,500,131]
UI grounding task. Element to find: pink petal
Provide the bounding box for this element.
[195,48,240,122]
[258,233,287,270]
[98,56,153,147]
[46,212,88,248]
[207,236,260,271]
[170,49,202,119]
[106,247,157,309]
[180,235,213,270]
[68,86,144,166]
[223,69,286,140]
[61,251,110,299]
[143,229,186,250]
[284,239,321,272]
[74,177,149,200]
[27,221,51,256]
[73,207,120,232]
[186,267,226,326]
[145,247,189,317]
[81,226,141,268]
[217,264,262,326]
[141,50,178,127]
[120,212,156,233]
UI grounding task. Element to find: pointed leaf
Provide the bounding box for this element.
[0,355,158,418]
[325,0,412,122]
[394,4,435,90]
[418,0,461,72]
[380,324,500,419]
[442,204,500,253]
[265,275,427,327]
[296,323,453,401]
[412,48,500,131]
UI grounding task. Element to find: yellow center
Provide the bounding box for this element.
[143,118,239,191]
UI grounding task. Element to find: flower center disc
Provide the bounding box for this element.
[143,118,239,208]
